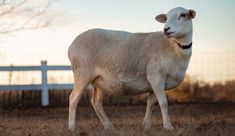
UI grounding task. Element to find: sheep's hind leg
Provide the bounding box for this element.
[68,71,91,131]
[143,91,157,129]
[91,87,114,130]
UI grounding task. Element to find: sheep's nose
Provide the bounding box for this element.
[164,27,170,33]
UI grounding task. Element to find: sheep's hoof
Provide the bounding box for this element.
[143,120,152,130]
[105,124,115,130]
[164,123,174,130]
[68,126,78,132]
[68,127,80,135]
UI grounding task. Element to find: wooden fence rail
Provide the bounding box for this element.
[0,61,73,106]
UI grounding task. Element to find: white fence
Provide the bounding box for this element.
[0,61,73,106]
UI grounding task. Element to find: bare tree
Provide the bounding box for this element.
[0,0,56,34]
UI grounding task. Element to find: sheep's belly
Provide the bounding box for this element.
[93,76,151,96]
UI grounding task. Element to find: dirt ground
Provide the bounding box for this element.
[0,103,235,136]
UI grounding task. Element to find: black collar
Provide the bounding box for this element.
[176,42,192,50]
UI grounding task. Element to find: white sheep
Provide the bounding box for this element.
[68,7,196,131]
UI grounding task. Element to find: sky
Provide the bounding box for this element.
[0,0,235,83]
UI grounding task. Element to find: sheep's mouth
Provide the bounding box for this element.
[164,32,174,36]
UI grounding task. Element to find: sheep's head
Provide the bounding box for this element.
[155,7,196,39]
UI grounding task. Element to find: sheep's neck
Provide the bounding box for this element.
[172,32,192,57]
[174,32,192,46]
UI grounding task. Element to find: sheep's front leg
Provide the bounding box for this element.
[147,76,173,130]
[143,92,157,129]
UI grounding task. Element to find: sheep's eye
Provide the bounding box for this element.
[180,13,187,18]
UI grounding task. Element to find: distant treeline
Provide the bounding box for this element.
[166,76,235,103]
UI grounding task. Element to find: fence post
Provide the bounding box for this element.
[41,61,49,106]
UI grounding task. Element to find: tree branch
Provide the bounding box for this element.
[0,0,56,34]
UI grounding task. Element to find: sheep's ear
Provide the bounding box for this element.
[188,9,196,19]
[155,14,167,23]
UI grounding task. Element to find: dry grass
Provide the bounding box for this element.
[0,103,235,136]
